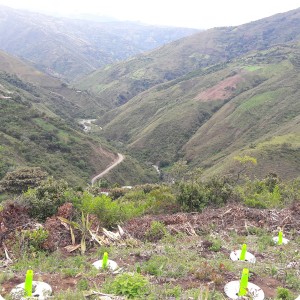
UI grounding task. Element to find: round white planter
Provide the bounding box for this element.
[224,281,264,300]
[272,236,289,244]
[230,250,256,263]
[93,259,118,271]
[10,281,52,300]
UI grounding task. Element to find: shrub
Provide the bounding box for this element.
[276,287,294,300]
[177,182,208,211]
[79,192,120,227]
[236,177,284,208]
[77,279,89,291]
[143,256,167,276]
[22,177,70,221]
[110,188,127,200]
[209,238,222,252]
[192,262,225,285]
[0,167,48,194]
[145,221,168,242]
[106,273,149,298]
[20,227,49,253]
[176,176,232,212]
[77,192,143,228]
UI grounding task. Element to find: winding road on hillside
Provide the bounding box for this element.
[91,153,124,185]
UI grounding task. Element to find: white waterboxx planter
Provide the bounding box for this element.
[224,280,264,300]
[10,281,52,300]
[272,236,289,244]
[230,250,256,263]
[93,259,118,271]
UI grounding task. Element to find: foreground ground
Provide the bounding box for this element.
[0,202,299,299]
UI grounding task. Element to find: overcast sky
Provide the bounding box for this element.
[0,0,299,28]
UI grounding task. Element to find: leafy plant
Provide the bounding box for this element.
[58,212,93,255]
[0,167,47,194]
[22,227,49,252]
[22,177,70,221]
[209,238,222,252]
[236,177,284,208]
[76,278,89,291]
[192,262,225,285]
[143,255,167,276]
[106,272,149,298]
[276,287,294,300]
[176,176,232,212]
[145,221,168,242]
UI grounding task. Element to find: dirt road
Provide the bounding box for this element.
[91,153,124,185]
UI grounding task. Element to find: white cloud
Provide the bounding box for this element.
[0,0,299,28]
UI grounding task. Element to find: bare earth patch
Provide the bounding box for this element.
[195,74,244,102]
[124,202,300,240]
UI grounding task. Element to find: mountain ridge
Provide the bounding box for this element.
[0,5,198,81]
[77,7,300,110]
[84,8,300,179]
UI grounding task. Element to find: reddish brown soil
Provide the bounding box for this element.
[124,202,300,240]
[195,74,244,102]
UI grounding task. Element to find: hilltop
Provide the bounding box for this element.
[0,5,197,81]
[77,8,300,109]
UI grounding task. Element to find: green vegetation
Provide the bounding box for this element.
[0,56,157,188]
[22,177,73,221]
[1,7,300,299]
[276,287,294,300]
[79,7,300,111]
[104,272,149,298]
[92,43,300,181]
[0,172,299,298]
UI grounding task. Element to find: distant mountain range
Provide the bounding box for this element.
[78,8,300,109]
[79,8,300,179]
[1,5,300,183]
[0,5,198,81]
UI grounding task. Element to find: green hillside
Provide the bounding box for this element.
[0,5,197,81]
[0,73,117,185]
[77,8,300,110]
[0,50,159,186]
[0,50,116,118]
[184,46,300,179]
[97,42,300,179]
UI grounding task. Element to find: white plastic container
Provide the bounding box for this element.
[10,281,52,300]
[92,259,119,271]
[230,250,256,263]
[224,281,264,300]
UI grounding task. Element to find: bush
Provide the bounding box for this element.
[22,227,49,252]
[176,177,232,212]
[106,273,149,298]
[78,192,123,227]
[236,177,285,208]
[145,221,168,242]
[276,287,294,300]
[209,238,222,252]
[77,192,144,228]
[22,177,71,221]
[0,167,48,194]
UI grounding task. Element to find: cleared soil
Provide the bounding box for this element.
[195,74,244,102]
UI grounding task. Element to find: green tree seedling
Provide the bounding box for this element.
[240,244,247,261]
[102,252,108,269]
[24,269,33,297]
[278,230,283,245]
[238,268,249,297]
